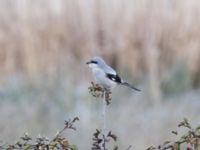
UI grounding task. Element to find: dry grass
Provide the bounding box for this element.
[0,0,199,101]
[0,0,199,80]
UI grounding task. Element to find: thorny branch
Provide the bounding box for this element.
[146,118,200,150]
[0,117,79,150]
[91,129,118,150]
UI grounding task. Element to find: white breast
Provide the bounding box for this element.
[92,68,117,89]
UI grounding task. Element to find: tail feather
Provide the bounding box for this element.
[121,82,141,91]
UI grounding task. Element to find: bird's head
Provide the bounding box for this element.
[86,56,106,69]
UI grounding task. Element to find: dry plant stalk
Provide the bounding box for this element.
[89,82,112,143]
[0,117,79,150]
[91,129,118,150]
[88,82,112,105]
[89,82,120,150]
[147,118,200,150]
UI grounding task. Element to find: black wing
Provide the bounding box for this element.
[106,73,122,84]
[106,73,141,91]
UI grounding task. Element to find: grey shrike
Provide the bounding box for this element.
[86,56,141,91]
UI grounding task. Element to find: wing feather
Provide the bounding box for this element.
[106,73,122,83]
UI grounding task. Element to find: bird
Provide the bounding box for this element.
[86,56,141,91]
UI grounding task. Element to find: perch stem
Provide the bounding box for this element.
[103,90,106,131]
[102,90,106,150]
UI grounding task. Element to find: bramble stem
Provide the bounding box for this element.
[102,90,106,150]
[103,90,106,132]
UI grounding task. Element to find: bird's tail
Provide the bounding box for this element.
[121,81,141,91]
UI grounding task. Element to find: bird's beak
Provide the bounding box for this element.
[86,61,91,64]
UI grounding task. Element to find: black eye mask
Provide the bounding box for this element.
[90,60,98,64]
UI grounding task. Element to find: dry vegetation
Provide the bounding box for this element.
[0,0,199,83]
[0,0,199,101]
[0,0,200,149]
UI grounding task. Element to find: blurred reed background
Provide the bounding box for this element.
[0,0,200,149]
